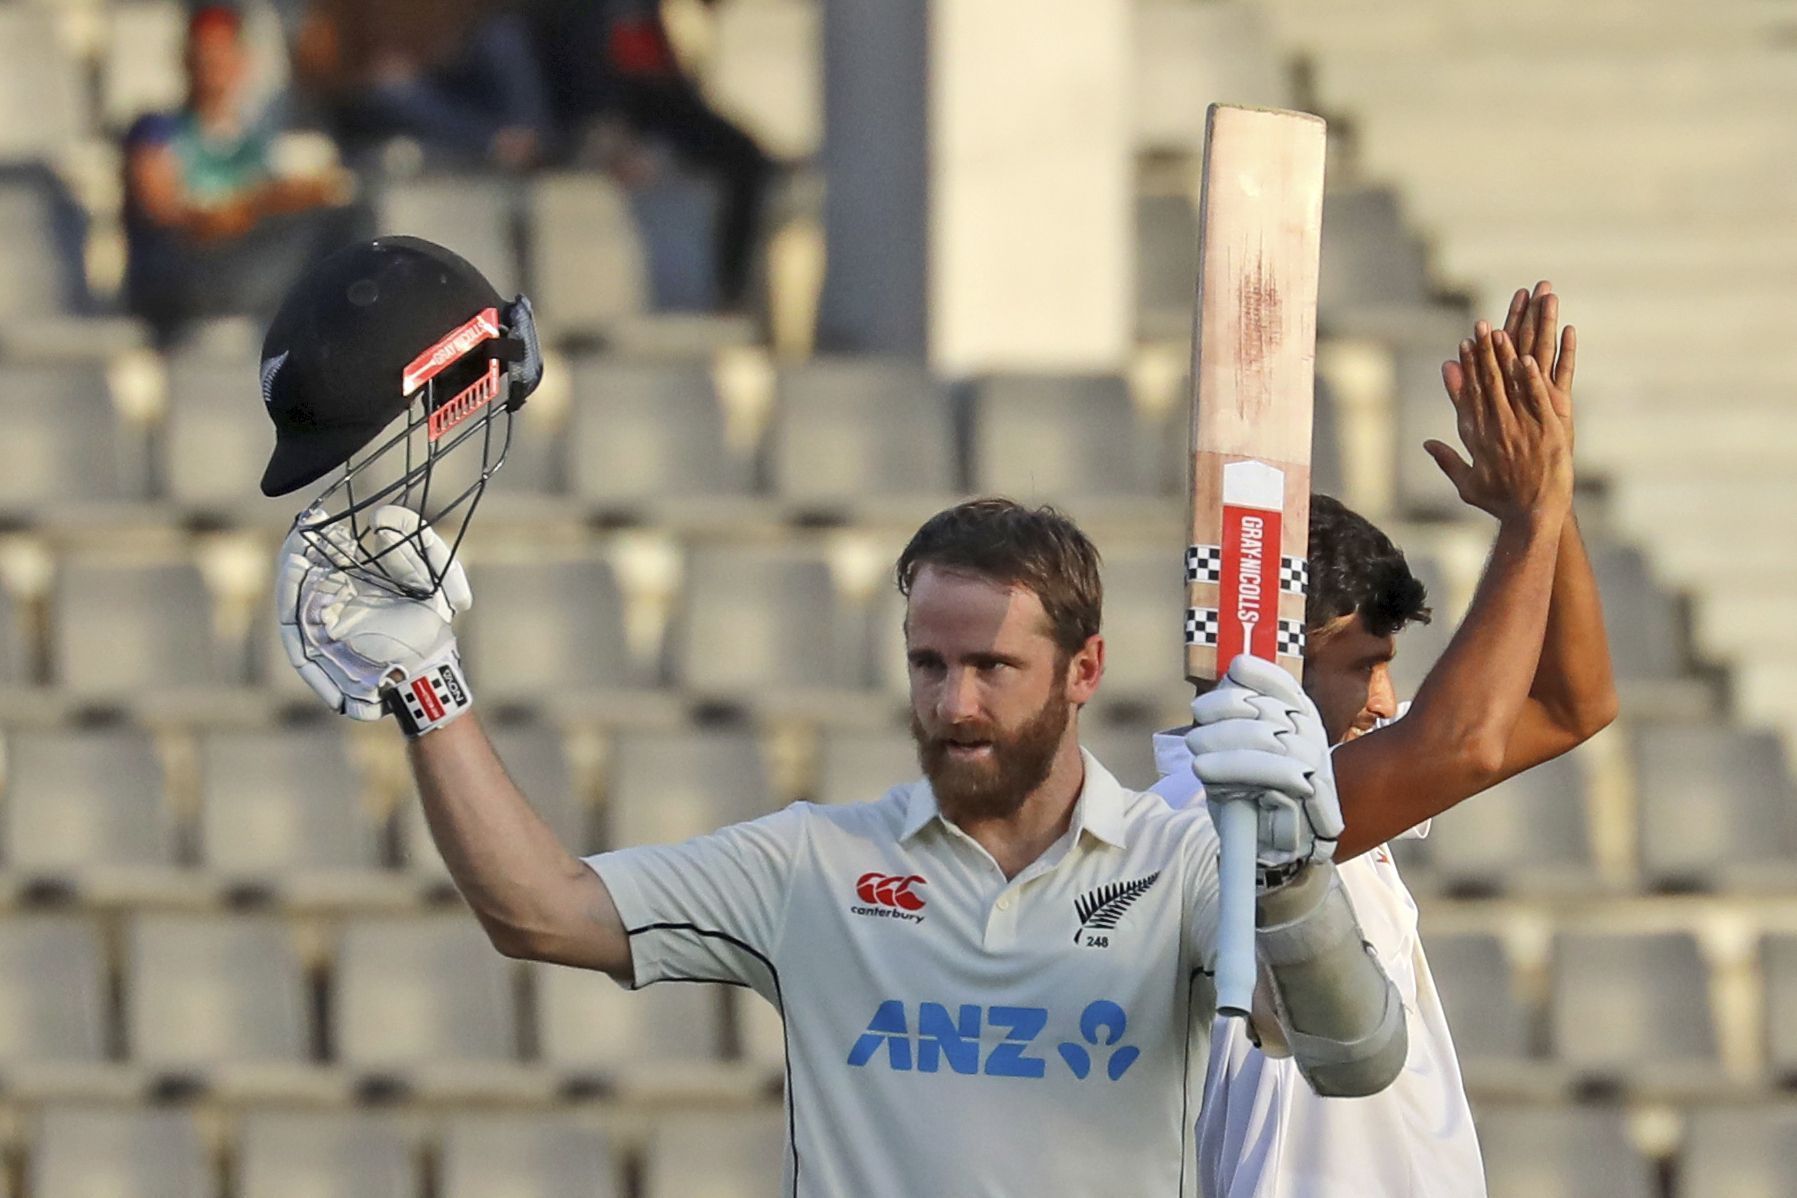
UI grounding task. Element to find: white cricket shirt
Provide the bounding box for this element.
[1151,725,1487,1198]
[585,750,1224,1197]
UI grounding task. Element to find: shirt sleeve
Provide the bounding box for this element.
[583,803,808,1003]
[125,112,177,152]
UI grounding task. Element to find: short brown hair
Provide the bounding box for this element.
[895,498,1103,654]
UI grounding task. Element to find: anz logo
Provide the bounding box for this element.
[847,1000,1140,1082]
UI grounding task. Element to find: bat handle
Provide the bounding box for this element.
[1214,798,1258,1018]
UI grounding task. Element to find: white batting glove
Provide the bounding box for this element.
[1188,654,1343,875]
[275,505,474,733]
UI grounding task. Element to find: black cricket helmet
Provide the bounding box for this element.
[260,235,542,599]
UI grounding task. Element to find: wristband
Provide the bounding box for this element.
[384,650,473,738]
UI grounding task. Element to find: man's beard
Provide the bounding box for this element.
[911,691,1072,823]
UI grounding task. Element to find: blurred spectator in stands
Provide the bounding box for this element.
[534,0,773,309]
[294,0,553,172]
[124,4,357,342]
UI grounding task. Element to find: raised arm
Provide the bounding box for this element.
[1332,287,1584,858]
[409,715,632,977]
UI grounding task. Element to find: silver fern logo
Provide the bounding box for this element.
[1073,872,1160,944]
[260,349,288,405]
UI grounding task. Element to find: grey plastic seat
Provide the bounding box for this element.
[0,9,87,165]
[769,358,955,504]
[0,916,108,1066]
[99,2,185,131]
[5,728,173,873]
[567,358,753,507]
[376,177,520,296]
[0,168,84,315]
[162,350,293,517]
[1588,540,1683,679]
[1634,722,1797,889]
[971,374,1158,502]
[1094,545,1188,705]
[672,546,857,696]
[1424,931,1529,1064]
[440,1113,622,1198]
[0,364,135,506]
[607,729,773,849]
[1425,751,1592,893]
[1680,1104,1797,1198]
[126,913,309,1070]
[526,173,649,341]
[52,557,225,696]
[815,727,919,806]
[1318,186,1431,315]
[1549,930,1718,1086]
[334,914,518,1071]
[1135,193,1197,339]
[198,727,377,873]
[642,1108,788,1198]
[400,721,588,877]
[534,960,725,1071]
[30,1106,217,1198]
[1132,1,1290,150]
[462,557,633,697]
[1761,934,1797,1078]
[1476,1105,1653,1198]
[236,1111,417,1198]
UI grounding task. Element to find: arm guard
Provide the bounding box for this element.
[1255,861,1407,1097]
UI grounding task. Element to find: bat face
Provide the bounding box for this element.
[1185,105,1325,687]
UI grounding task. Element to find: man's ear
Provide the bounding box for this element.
[1065,634,1104,704]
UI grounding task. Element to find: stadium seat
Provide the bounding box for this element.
[1132,1,1291,150]
[376,177,521,298]
[566,357,754,510]
[971,374,1160,503]
[4,728,174,875]
[534,961,726,1073]
[1761,933,1797,1080]
[0,364,138,509]
[235,1110,418,1198]
[526,173,649,341]
[0,9,87,165]
[100,1,186,131]
[333,914,519,1075]
[1549,930,1721,1090]
[399,721,590,878]
[1476,1104,1654,1198]
[1424,750,1593,894]
[162,349,292,518]
[670,545,860,698]
[1588,541,1685,680]
[439,1113,623,1198]
[197,727,379,876]
[768,358,956,508]
[52,556,231,701]
[605,728,774,849]
[0,167,86,318]
[1633,722,1797,890]
[125,913,310,1073]
[1091,545,1188,708]
[814,727,918,806]
[1134,192,1197,340]
[0,916,108,1067]
[30,1105,217,1198]
[1423,931,1532,1065]
[462,557,635,699]
[1318,186,1432,316]
[1679,1103,1797,1198]
[642,1108,788,1198]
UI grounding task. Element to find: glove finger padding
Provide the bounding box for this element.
[1191,747,1316,798]
[1185,719,1287,758]
[366,506,473,618]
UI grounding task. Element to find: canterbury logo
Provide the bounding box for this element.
[856,872,927,912]
[1073,873,1160,943]
[259,350,288,405]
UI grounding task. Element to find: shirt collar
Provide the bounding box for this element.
[898,748,1131,849]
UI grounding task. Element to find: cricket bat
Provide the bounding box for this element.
[1186,105,1325,1019]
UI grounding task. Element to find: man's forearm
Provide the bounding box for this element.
[1333,507,1564,858]
[1527,513,1619,733]
[409,715,630,976]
